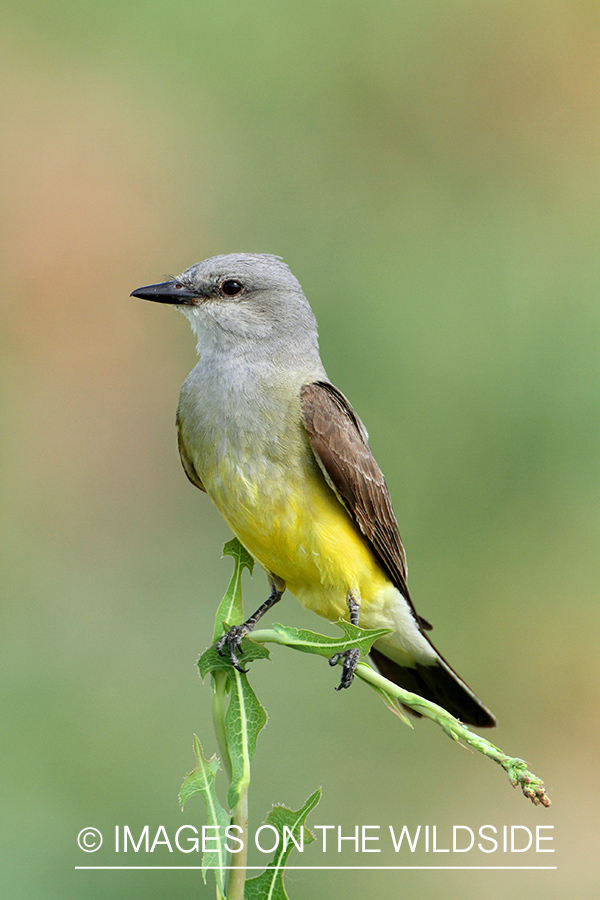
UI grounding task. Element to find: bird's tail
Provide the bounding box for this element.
[369,643,497,728]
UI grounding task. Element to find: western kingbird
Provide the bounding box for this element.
[132,253,496,727]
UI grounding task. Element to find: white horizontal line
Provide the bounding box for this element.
[75,865,557,871]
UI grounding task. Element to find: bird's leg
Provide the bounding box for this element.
[329,592,361,690]
[216,575,285,673]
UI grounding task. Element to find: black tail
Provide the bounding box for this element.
[370,646,497,728]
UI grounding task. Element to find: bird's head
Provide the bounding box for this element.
[132,253,321,363]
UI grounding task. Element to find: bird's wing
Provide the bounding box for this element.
[300,381,431,630]
[177,419,206,492]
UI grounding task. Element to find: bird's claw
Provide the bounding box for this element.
[329,647,360,690]
[216,625,250,673]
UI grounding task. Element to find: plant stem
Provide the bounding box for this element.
[227,785,249,900]
[211,670,232,780]
[210,669,251,898]
[249,629,550,806]
[353,662,549,805]
[210,670,247,899]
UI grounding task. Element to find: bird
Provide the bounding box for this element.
[131,253,496,727]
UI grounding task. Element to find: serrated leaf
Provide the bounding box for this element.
[244,789,321,900]
[198,637,270,680]
[226,670,268,809]
[179,736,230,891]
[213,538,255,643]
[271,621,391,658]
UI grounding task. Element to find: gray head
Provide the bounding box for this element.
[131,253,322,367]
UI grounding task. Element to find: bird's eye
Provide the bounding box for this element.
[221,279,243,296]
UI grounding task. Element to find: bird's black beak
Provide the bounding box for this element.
[130,280,198,305]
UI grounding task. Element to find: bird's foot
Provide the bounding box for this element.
[329,647,360,690]
[216,625,250,673]
[215,581,285,674]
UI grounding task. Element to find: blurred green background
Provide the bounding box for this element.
[1,1,599,897]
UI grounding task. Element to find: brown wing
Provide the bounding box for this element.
[301,381,431,631]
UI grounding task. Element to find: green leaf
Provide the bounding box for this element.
[179,735,230,891]
[226,669,268,810]
[244,789,321,900]
[270,621,392,658]
[212,538,255,643]
[198,637,270,680]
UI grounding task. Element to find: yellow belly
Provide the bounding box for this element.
[206,452,390,622]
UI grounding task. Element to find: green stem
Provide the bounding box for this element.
[250,628,296,647]
[212,670,248,900]
[250,629,550,807]
[210,669,250,899]
[210,671,232,900]
[211,670,232,780]
[354,663,549,806]
[227,785,249,900]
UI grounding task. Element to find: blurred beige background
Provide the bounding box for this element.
[1,2,599,897]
